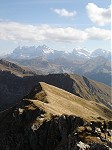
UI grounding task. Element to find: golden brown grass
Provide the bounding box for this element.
[26,82,112,122]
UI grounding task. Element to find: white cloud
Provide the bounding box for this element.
[51,8,76,17]
[86,3,111,26]
[85,27,110,40]
[0,21,110,43]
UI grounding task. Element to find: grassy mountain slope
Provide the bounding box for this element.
[69,74,111,106]
[26,82,111,121]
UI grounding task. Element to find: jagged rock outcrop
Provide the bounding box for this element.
[0,107,84,150]
[74,141,90,150]
[0,105,111,150]
[90,143,110,150]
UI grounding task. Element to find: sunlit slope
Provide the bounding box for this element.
[24,82,112,121]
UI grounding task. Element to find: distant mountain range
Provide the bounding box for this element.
[6,45,111,60]
[3,45,111,86]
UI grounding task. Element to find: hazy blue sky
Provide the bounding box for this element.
[0,0,111,55]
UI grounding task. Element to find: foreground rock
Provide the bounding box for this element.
[0,110,111,150]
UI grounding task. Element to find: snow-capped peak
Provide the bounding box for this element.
[91,49,111,58]
[72,47,90,58]
[38,45,54,54]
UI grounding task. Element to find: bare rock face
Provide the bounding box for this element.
[75,141,90,150]
[90,143,110,150]
[0,108,84,150]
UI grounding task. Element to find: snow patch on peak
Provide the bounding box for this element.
[91,49,111,58]
[43,48,54,54]
[38,45,54,54]
[73,47,90,58]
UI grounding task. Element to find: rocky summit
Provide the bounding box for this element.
[0,82,111,150]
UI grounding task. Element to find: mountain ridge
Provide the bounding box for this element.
[0,81,111,149]
[0,71,111,111]
[0,59,38,76]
